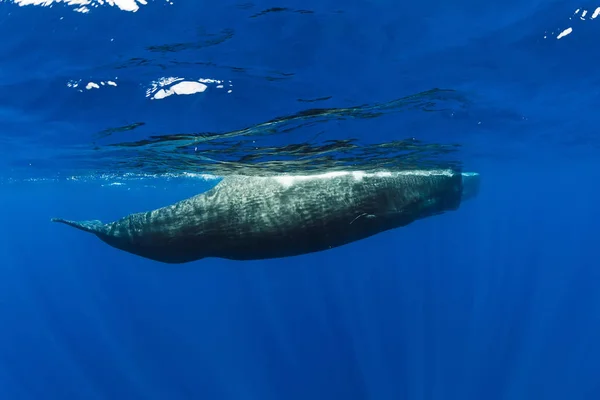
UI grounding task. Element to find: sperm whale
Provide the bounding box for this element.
[51,169,480,263]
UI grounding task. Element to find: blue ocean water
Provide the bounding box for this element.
[1,0,600,399]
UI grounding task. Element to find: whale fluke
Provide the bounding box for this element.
[50,218,106,235]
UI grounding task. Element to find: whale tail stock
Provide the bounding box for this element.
[50,218,106,235]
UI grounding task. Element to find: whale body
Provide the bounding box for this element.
[51,169,480,263]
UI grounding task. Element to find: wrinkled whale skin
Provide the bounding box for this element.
[52,169,471,263]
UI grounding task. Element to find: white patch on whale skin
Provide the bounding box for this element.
[273,170,451,188]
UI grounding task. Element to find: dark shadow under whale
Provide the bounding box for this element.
[52,169,480,263]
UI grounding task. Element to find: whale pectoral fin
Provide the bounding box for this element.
[349,213,377,225]
[51,218,106,235]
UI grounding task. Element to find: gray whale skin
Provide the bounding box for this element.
[52,169,480,264]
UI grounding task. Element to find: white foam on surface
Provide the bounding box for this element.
[557,27,573,39]
[152,81,207,100]
[145,76,234,100]
[10,0,154,13]
[67,79,118,92]
[66,75,231,98]
[545,7,600,39]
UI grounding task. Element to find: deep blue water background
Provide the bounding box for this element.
[2,0,600,399]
